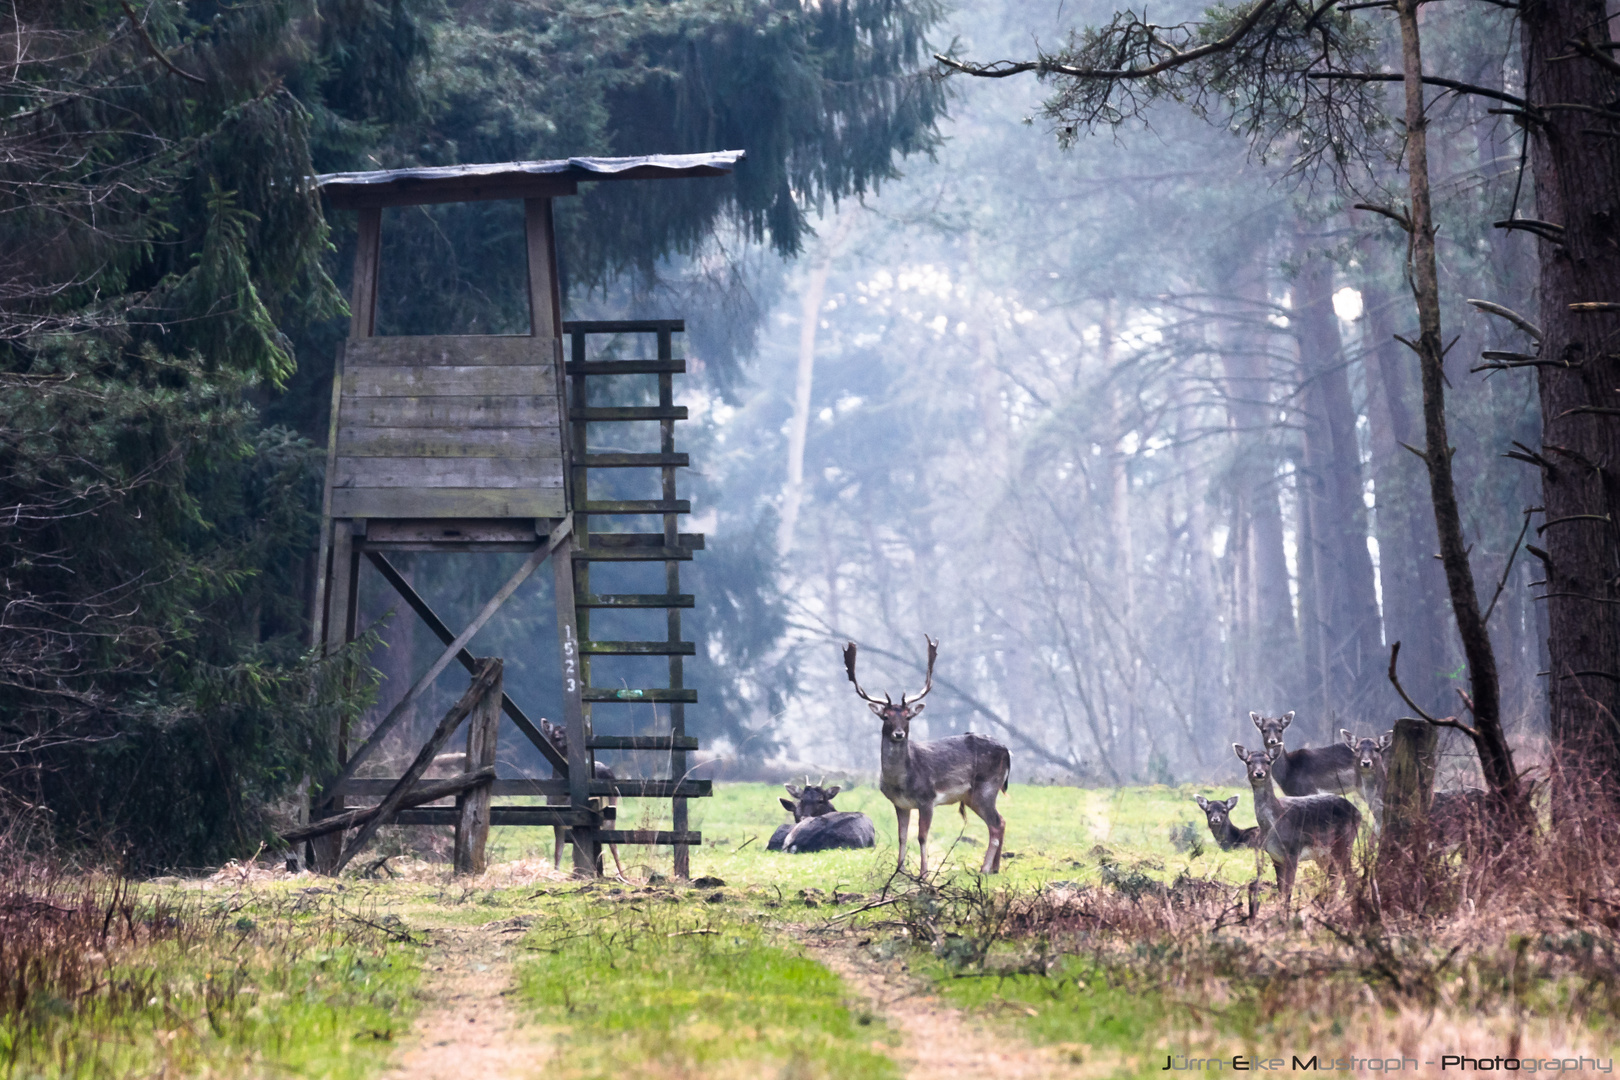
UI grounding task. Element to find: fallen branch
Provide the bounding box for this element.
[280,767,495,843]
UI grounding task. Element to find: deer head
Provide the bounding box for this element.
[540,717,568,755]
[1234,742,1281,785]
[1249,710,1295,753]
[780,781,842,821]
[844,636,936,743]
[1341,729,1393,775]
[1194,793,1240,828]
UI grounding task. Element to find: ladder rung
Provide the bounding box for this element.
[584,687,697,703]
[588,736,700,751]
[598,830,702,845]
[592,780,711,798]
[581,452,689,468]
[577,593,695,608]
[392,806,605,827]
[571,407,688,421]
[580,500,690,515]
[582,641,696,655]
[566,360,686,376]
[564,319,684,334]
[586,532,704,549]
[573,547,690,562]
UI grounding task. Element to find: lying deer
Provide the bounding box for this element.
[768,783,876,853]
[539,718,624,876]
[845,636,1011,874]
[1341,729,1392,830]
[1193,794,1261,850]
[1250,711,1357,796]
[1234,744,1361,907]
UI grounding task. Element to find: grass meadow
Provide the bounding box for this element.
[4,781,1618,1079]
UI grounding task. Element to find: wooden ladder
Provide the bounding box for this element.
[565,319,709,878]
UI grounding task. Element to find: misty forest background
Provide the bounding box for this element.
[0,0,1583,865]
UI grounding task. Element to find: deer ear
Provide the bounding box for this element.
[825,785,841,798]
[1194,794,1209,810]
[785,784,802,798]
[1226,796,1241,811]
[780,798,797,813]
[1249,711,1262,728]
[867,701,885,716]
[1281,711,1294,728]
[1233,743,1249,761]
[1341,729,1355,748]
[1378,732,1393,750]
[908,702,925,717]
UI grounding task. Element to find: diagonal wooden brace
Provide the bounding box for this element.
[364,549,567,774]
[282,767,495,844]
[334,659,502,873]
[324,515,572,795]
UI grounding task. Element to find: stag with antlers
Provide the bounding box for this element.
[844,636,1011,874]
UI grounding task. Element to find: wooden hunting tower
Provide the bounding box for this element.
[304,152,739,877]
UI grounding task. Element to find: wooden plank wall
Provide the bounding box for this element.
[331,335,567,518]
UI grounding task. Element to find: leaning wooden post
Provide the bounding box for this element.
[1376,716,1439,910]
[454,665,501,874]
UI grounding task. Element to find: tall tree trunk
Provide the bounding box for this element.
[1294,238,1386,732]
[1361,275,1454,719]
[1397,0,1521,811]
[1521,0,1620,810]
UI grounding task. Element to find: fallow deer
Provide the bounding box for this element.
[1234,744,1361,907]
[1250,711,1357,796]
[844,636,1011,875]
[768,783,876,853]
[1193,794,1261,850]
[540,718,624,876]
[1341,729,1393,830]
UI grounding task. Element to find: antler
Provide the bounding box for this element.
[902,635,938,706]
[843,641,891,705]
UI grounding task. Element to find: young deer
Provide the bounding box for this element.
[845,637,1011,874]
[1340,729,1392,831]
[539,718,624,876]
[768,783,876,853]
[1193,794,1261,850]
[1250,711,1357,796]
[1234,744,1361,907]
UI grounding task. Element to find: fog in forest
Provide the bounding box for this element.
[618,0,1545,786]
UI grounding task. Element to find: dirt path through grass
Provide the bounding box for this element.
[382,919,545,1080]
[808,938,1095,1080]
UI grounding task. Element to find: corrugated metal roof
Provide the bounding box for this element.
[315,151,745,208]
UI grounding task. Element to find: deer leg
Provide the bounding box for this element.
[1277,859,1296,910]
[971,789,1005,874]
[549,794,566,869]
[894,805,911,872]
[916,803,935,876]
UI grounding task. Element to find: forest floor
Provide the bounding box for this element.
[7,782,1620,1079]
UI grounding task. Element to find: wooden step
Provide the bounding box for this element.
[346,779,711,798]
[585,532,704,549]
[576,593,695,609]
[564,319,684,334]
[573,547,691,562]
[579,500,690,515]
[571,406,688,422]
[566,360,686,376]
[580,452,689,468]
[392,806,606,827]
[584,687,697,704]
[598,830,702,846]
[581,640,695,656]
[588,735,700,751]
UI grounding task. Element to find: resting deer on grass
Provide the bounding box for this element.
[844,636,1011,875]
[1250,711,1357,796]
[1234,744,1360,907]
[768,783,876,853]
[1193,794,1261,850]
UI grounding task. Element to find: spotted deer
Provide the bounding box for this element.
[1234,744,1361,906]
[1193,794,1261,850]
[844,636,1011,874]
[540,718,624,876]
[1250,711,1357,796]
[1341,729,1393,830]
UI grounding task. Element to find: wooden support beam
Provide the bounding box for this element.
[349,207,381,338]
[363,549,567,774]
[281,767,495,844]
[334,659,503,873]
[325,516,571,792]
[454,665,500,874]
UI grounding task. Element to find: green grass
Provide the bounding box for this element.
[516,898,897,1079]
[0,888,421,1080]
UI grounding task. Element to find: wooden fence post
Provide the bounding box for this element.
[1376,716,1439,910]
[455,665,501,874]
